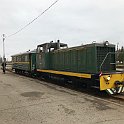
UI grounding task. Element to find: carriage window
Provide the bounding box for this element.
[19,56,21,62]
[15,57,16,62]
[25,55,28,62]
[21,56,25,62]
[17,57,19,62]
[12,57,16,62]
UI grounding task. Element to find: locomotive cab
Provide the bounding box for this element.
[36,40,68,70]
[36,40,68,53]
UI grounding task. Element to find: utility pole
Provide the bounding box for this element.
[2,34,6,74]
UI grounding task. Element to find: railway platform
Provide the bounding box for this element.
[0,70,124,124]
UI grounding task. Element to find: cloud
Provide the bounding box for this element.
[0,0,124,59]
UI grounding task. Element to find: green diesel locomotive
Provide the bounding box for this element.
[12,41,124,95]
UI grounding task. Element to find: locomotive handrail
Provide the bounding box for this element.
[100,52,116,72]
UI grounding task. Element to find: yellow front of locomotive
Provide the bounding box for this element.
[100,73,124,94]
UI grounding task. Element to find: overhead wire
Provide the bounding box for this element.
[7,0,59,38]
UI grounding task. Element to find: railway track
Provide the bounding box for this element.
[6,68,124,106]
[70,86,124,106]
[112,93,124,100]
[110,93,124,103]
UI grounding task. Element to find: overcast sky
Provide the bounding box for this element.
[0,0,124,60]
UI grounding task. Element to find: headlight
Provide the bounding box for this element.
[107,76,111,81]
[104,75,111,82]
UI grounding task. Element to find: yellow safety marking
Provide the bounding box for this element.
[100,73,124,90]
[12,62,30,64]
[37,69,91,79]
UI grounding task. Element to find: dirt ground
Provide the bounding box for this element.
[0,70,124,124]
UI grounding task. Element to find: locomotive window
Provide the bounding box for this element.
[37,47,42,53]
[50,48,54,52]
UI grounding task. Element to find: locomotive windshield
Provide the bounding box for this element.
[37,40,68,53]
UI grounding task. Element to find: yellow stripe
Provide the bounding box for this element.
[12,62,30,64]
[37,69,91,79]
